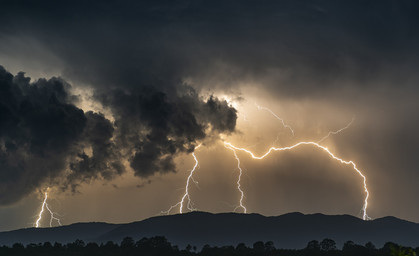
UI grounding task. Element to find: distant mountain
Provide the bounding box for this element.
[1,212,418,249]
[0,222,120,247]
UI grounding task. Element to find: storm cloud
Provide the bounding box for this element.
[1,0,418,97]
[98,86,236,178]
[0,66,237,205]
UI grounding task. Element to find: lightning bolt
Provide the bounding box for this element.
[35,190,48,228]
[224,141,370,220]
[161,102,367,220]
[255,103,294,136]
[317,117,355,143]
[35,188,62,228]
[162,144,201,214]
[225,107,356,215]
[45,204,62,227]
[224,144,247,213]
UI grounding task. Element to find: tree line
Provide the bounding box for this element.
[0,236,417,256]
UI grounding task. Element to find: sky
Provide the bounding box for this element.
[1,0,419,231]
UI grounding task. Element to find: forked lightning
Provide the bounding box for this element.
[162,144,202,214]
[35,188,62,228]
[163,104,370,221]
[224,141,370,220]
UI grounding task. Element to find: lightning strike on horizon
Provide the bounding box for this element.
[35,188,62,228]
[162,103,362,218]
[162,144,202,215]
[224,141,371,220]
[317,117,355,143]
[35,190,48,228]
[223,104,293,213]
[224,144,247,213]
[226,105,357,214]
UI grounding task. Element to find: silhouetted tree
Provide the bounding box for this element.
[236,243,249,255]
[304,240,321,256]
[364,242,378,256]
[53,242,63,249]
[382,242,400,256]
[253,241,265,254]
[320,238,337,251]
[306,240,320,251]
[173,245,179,252]
[12,243,24,250]
[134,236,174,255]
[121,236,135,249]
[0,236,413,256]
[366,242,376,250]
[104,240,117,248]
[201,244,212,256]
[390,245,417,256]
[186,244,192,252]
[42,241,52,249]
[72,239,85,248]
[26,243,38,249]
[86,242,99,249]
[343,240,356,255]
[342,240,371,256]
[85,242,99,251]
[264,241,275,252]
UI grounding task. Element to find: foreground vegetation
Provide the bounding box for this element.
[0,236,417,256]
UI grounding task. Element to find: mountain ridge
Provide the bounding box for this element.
[1,211,418,249]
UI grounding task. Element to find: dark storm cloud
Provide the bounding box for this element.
[0,66,128,204]
[0,65,237,205]
[1,0,418,97]
[98,86,236,178]
[66,111,125,190]
[0,0,419,97]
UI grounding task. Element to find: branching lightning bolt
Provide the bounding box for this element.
[224,141,371,220]
[317,117,355,143]
[224,144,247,213]
[161,103,367,220]
[255,103,294,136]
[35,188,62,228]
[162,144,201,214]
[45,204,62,227]
[223,103,295,214]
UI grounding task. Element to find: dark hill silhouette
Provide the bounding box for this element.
[0,222,120,246]
[1,212,418,248]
